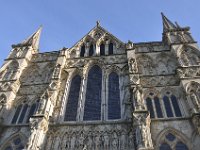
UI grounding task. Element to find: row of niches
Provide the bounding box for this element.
[130,46,200,76]
[69,42,117,58]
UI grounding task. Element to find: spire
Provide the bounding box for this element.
[21,26,42,50]
[161,12,177,32]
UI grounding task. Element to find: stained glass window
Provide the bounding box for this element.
[80,44,85,57]
[83,65,102,121]
[109,43,113,55]
[18,104,28,124]
[154,97,163,118]
[159,143,172,150]
[108,72,121,120]
[163,96,173,118]
[100,43,105,56]
[11,105,22,124]
[89,44,94,56]
[64,75,81,121]
[146,97,155,118]
[171,95,182,117]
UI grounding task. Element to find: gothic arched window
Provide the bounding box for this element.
[3,136,25,150]
[159,132,188,150]
[26,103,38,123]
[108,43,114,55]
[146,93,163,118]
[100,43,105,56]
[89,44,94,56]
[146,97,155,118]
[11,105,22,124]
[108,72,121,120]
[163,96,173,118]
[64,75,81,121]
[18,104,28,124]
[80,44,85,57]
[163,91,182,118]
[83,65,102,121]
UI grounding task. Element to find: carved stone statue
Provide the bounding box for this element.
[126,40,134,49]
[132,85,145,110]
[129,58,138,73]
[192,114,200,135]
[190,93,200,112]
[133,113,153,149]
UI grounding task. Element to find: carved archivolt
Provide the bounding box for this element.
[156,128,191,150]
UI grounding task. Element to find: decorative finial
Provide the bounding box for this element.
[96,20,100,27]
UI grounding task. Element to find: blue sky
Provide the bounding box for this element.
[0,0,200,65]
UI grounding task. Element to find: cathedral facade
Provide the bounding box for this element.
[0,13,200,150]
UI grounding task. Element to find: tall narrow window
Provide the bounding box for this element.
[26,103,37,123]
[154,97,163,118]
[146,97,155,118]
[100,43,105,56]
[89,44,94,56]
[163,96,173,117]
[109,43,114,55]
[18,104,28,124]
[108,72,121,120]
[64,75,81,121]
[83,65,102,121]
[80,44,85,57]
[171,95,182,117]
[11,105,22,124]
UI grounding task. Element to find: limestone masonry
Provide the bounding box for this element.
[0,13,199,150]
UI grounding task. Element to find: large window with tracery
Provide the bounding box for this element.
[64,75,81,121]
[108,72,121,120]
[83,65,102,121]
[2,136,25,150]
[159,133,188,150]
[146,91,182,119]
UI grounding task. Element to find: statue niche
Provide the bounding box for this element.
[186,81,200,113]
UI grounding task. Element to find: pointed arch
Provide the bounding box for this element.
[108,42,114,55]
[100,43,105,56]
[108,72,121,120]
[80,44,85,57]
[83,65,102,121]
[156,128,190,150]
[1,134,26,150]
[89,44,94,56]
[64,75,81,121]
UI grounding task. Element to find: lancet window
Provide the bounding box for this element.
[108,42,114,55]
[108,72,121,120]
[163,91,182,118]
[64,75,81,121]
[100,43,105,56]
[83,65,102,121]
[89,44,94,56]
[11,102,39,124]
[80,44,85,57]
[146,93,163,119]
